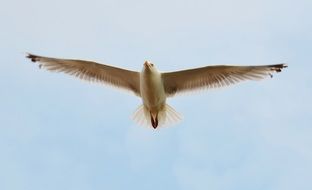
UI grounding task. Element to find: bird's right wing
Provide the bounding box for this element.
[26,53,141,96]
[162,64,287,96]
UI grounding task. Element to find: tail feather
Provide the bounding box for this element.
[132,105,149,126]
[132,104,181,129]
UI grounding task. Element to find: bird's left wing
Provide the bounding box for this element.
[162,64,287,97]
[26,53,141,96]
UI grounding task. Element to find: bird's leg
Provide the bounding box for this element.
[155,114,158,128]
[150,116,156,129]
[150,112,158,129]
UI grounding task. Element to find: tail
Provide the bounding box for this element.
[132,104,182,129]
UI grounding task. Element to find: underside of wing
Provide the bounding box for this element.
[162,64,287,96]
[26,53,141,96]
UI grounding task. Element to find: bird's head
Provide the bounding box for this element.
[143,61,156,72]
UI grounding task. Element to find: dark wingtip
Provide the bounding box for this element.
[280,63,288,69]
[271,63,288,73]
[26,53,38,62]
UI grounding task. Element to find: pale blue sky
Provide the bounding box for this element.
[1,0,311,189]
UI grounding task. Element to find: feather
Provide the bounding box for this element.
[162,64,287,96]
[26,53,141,96]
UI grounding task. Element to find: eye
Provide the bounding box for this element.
[151,64,154,66]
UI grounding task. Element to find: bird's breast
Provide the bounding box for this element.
[140,70,166,111]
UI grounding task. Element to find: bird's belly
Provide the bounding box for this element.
[140,75,166,112]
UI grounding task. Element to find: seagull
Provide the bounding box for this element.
[26,53,287,129]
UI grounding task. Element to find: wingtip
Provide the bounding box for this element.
[271,63,288,73]
[282,63,288,68]
[25,53,38,62]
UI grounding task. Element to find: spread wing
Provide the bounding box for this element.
[162,64,287,96]
[26,53,140,96]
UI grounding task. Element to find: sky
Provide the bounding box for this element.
[0,0,311,189]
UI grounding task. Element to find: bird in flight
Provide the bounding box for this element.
[26,53,287,129]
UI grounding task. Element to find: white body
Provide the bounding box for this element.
[140,62,167,125]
